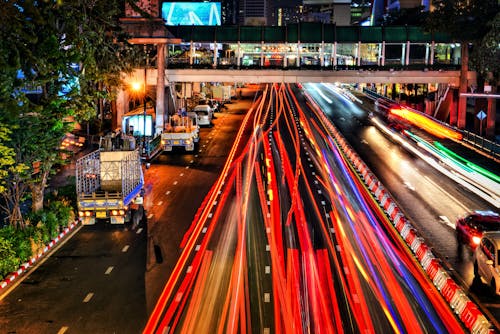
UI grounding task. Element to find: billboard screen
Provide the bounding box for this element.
[162,2,221,26]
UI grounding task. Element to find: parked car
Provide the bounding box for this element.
[192,105,213,127]
[456,211,500,249]
[473,231,500,295]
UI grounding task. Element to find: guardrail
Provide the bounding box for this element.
[362,88,500,161]
[307,91,497,334]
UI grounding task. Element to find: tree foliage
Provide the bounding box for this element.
[425,0,499,84]
[0,0,138,226]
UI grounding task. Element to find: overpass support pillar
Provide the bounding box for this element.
[457,43,468,129]
[156,43,166,135]
[486,91,497,138]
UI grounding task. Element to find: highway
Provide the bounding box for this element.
[304,82,500,327]
[145,83,469,333]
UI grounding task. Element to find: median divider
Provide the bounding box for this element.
[0,220,80,291]
[303,91,496,334]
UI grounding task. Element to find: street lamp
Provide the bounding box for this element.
[143,46,149,156]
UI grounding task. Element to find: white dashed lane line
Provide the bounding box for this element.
[122,245,130,253]
[83,292,94,303]
[57,327,69,334]
[136,228,143,234]
[104,266,114,275]
[439,216,456,229]
[157,201,163,206]
[166,191,171,195]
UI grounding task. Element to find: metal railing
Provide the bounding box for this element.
[362,87,499,161]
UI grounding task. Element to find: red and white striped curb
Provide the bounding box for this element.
[304,92,496,334]
[0,220,79,290]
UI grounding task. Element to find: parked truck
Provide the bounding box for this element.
[76,133,145,225]
[161,113,200,151]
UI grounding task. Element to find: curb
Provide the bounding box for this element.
[304,92,496,334]
[0,220,80,290]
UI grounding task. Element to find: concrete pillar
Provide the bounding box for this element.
[449,88,458,126]
[357,41,361,66]
[430,41,435,65]
[284,42,288,68]
[332,42,337,68]
[156,43,165,135]
[213,41,218,67]
[237,42,241,67]
[381,41,385,67]
[189,41,194,65]
[405,41,410,66]
[320,41,325,67]
[261,41,264,67]
[425,43,430,65]
[297,41,301,67]
[457,43,468,129]
[486,94,496,138]
[401,43,406,66]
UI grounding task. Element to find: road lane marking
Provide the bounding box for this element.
[122,245,129,252]
[180,173,184,177]
[157,201,163,206]
[166,191,171,195]
[361,139,369,144]
[264,293,270,303]
[185,166,189,169]
[136,228,143,234]
[423,176,470,212]
[104,266,114,275]
[57,327,69,334]
[147,213,153,219]
[265,266,270,274]
[190,160,194,164]
[403,181,415,191]
[83,293,94,303]
[439,216,456,229]
[173,181,178,185]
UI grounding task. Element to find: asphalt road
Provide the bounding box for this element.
[0,223,147,334]
[0,94,256,334]
[305,83,500,329]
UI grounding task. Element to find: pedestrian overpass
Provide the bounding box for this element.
[118,21,484,138]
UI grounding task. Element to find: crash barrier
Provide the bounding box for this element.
[0,221,80,291]
[305,92,496,334]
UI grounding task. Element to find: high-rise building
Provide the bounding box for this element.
[370,0,431,25]
[238,0,269,25]
[302,0,352,25]
[269,0,303,26]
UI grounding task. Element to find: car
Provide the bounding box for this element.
[192,105,213,127]
[456,211,500,249]
[473,231,500,295]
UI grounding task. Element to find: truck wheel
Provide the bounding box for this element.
[491,278,497,295]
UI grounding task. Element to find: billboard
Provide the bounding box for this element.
[162,2,221,26]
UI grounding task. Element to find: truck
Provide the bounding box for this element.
[76,133,145,225]
[161,113,200,151]
[212,85,233,103]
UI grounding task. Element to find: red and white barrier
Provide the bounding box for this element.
[305,91,496,334]
[0,221,79,291]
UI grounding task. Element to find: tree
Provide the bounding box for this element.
[0,0,139,226]
[425,0,499,128]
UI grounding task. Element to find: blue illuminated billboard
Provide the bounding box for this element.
[162,2,221,26]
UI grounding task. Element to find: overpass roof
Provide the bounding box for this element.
[166,23,453,44]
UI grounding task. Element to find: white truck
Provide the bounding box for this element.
[212,85,233,103]
[76,134,145,225]
[161,113,200,151]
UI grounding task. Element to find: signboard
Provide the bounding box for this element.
[162,2,221,26]
[476,110,487,120]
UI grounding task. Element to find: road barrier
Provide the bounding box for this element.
[0,221,79,291]
[305,92,497,334]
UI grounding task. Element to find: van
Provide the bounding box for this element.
[193,105,213,127]
[473,231,500,295]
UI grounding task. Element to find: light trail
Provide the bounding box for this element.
[145,83,468,334]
